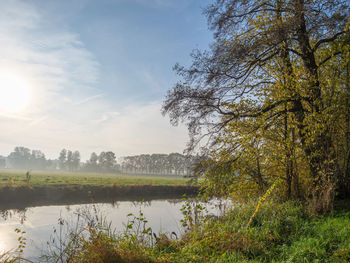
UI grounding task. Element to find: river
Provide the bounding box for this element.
[0,198,229,261]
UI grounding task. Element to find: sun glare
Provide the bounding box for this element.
[0,72,31,112]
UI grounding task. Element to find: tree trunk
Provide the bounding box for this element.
[293,0,336,212]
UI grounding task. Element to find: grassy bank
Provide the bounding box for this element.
[34,200,350,263]
[0,170,190,187]
[166,201,350,263]
[0,170,198,210]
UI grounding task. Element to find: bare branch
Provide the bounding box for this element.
[313,31,345,51]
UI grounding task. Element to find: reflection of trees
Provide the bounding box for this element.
[0,208,27,223]
[110,200,120,208]
[166,198,233,217]
[167,199,183,205]
[131,201,152,207]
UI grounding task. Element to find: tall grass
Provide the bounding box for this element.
[169,201,350,262]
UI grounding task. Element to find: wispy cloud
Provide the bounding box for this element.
[0,0,102,156]
[28,116,48,126]
[0,112,32,121]
[0,0,191,159]
[74,94,104,106]
[0,0,99,115]
[96,111,121,123]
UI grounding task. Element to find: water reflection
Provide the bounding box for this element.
[0,209,27,223]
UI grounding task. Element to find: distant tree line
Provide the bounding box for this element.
[120,153,204,176]
[0,147,202,177]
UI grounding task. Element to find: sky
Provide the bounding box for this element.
[0,0,213,160]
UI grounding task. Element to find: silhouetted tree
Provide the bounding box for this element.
[58,149,67,170]
[72,151,81,171]
[98,151,117,172]
[30,150,47,170]
[84,152,99,172]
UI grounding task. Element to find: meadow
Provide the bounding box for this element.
[0,170,190,187]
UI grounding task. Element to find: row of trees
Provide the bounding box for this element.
[163,0,350,212]
[1,147,199,176]
[119,153,204,175]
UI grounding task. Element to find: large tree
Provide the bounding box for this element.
[163,0,350,211]
[85,152,99,172]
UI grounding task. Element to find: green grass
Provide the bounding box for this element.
[164,201,350,263]
[0,170,190,187]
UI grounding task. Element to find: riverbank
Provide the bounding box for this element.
[0,170,199,210]
[38,199,350,263]
[0,184,199,210]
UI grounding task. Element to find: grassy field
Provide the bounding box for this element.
[0,170,190,187]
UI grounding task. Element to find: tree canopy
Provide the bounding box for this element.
[162,0,350,212]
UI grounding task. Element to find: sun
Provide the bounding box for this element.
[0,72,31,112]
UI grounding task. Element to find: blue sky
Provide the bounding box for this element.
[0,0,213,160]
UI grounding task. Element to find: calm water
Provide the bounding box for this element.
[0,198,229,260]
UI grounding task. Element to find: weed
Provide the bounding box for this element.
[180,194,208,231]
